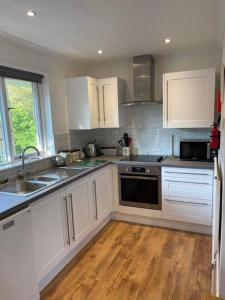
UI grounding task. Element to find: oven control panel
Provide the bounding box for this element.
[118,165,161,176]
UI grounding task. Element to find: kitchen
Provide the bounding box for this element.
[0,1,225,300]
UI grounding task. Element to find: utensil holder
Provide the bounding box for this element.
[122,147,130,156]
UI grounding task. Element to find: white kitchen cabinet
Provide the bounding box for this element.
[91,166,113,223]
[31,188,70,281]
[66,76,99,129]
[97,77,126,128]
[163,68,215,128]
[66,176,92,245]
[162,167,213,225]
[0,208,39,300]
[66,76,126,129]
[31,166,113,287]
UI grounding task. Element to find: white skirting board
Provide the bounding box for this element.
[112,212,212,235]
[39,213,112,291]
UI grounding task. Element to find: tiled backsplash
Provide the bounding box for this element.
[54,133,71,152]
[0,157,54,181]
[70,105,211,156]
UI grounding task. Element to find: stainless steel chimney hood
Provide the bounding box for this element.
[121,55,161,106]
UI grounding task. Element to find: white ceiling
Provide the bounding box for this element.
[0,0,225,61]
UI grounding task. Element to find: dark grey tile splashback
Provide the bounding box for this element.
[70,105,211,156]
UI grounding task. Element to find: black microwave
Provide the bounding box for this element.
[180,140,212,162]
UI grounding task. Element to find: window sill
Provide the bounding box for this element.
[0,154,56,172]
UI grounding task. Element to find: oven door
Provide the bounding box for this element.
[119,174,161,210]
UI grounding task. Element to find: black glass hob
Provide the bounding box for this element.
[121,155,163,163]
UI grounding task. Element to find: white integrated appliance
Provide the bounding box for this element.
[0,208,39,300]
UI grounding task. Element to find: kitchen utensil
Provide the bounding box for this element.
[128,137,132,146]
[124,133,129,147]
[118,139,123,147]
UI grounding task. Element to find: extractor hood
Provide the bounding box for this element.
[121,55,161,106]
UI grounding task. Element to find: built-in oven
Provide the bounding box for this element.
[118,165,161,210]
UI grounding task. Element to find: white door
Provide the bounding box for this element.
[98,78,119,128]
[0,208,39,300]
[92,167,112,222]
[88,78,100,128]
[66,177,92,245]
[163,68,215,128]
[31,189,69,280]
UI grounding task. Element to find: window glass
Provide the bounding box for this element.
[4,78,40,155]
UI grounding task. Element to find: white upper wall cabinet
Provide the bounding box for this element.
[66,76,126,129]
[66,77,99,130]
[163,68,215,128]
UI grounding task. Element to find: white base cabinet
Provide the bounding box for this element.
[0,208,39,300]
[66,176,92,245]
[91,166,113,224]
[162,167,213,225]
[31,189,70,281]
[31,165,113,285]
[163,68,215,128]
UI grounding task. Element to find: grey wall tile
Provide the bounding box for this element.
[69,105,211,156]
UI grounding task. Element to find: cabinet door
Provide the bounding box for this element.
[163,68,215,128]
[98,78,119,128]
[31,189,69,280]
[92,167,112,222]
[88,78,100,128]
[66,177,92,245]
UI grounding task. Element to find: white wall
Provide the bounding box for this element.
[0,37,87,135]
[87,48,221,101]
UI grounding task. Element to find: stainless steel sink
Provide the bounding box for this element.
[31,176,58,182]
[0,181,47,196]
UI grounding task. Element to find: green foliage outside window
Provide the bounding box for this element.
[5,79,38,155]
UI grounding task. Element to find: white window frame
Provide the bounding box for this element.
[0,77,44,163]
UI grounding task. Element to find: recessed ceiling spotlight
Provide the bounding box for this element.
[26,10,36,17]
[165,38,171,44]
[98,49,103,55]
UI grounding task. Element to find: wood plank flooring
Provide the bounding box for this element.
[41,221,212,300]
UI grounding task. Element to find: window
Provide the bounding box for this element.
[0,66,44,164]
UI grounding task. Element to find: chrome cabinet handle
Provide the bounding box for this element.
[102,86,106,122]
[69,193,75,241]
[96,86,100,122]
[164,198,209,206]
[2,219,15,231]
[164,171,209,176]
[93,180,98,220]
[63,196,70,246]
[164,179,209,185]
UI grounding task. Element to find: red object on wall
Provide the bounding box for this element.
[210,124,220,150]
[217,91,221,113]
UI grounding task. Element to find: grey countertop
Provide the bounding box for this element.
[108,155,214,170]
[0,156,214,221]
[0,161,110,221]
[161,157,214,169]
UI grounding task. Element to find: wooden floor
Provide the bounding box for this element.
[41,221,212,300]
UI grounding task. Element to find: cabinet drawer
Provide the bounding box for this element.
[162,197,212,225]
[162,167,213,182]
[162,177,212,201]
